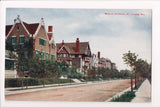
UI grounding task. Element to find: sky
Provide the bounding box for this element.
[6,8,152,70]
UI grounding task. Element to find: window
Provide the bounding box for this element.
[59,54,63,57]
[66,54,70,57]
[51,55,55,61]
[24,51,28,58]
[39,38,46,46]
[5,59,14,70]
[52,43,54,49]
[11,36,17,45]
[19,35,25,44]
[46,53,49,60]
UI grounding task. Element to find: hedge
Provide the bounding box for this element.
[5,78,74,88]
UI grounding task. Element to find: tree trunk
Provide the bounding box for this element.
[22,78,24,89]
[26,79,28,89]
[131,73,133,92]
[135,72,137,89]
[43,76,45,87]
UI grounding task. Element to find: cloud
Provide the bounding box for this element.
[6,8,152,70]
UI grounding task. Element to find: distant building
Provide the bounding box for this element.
[56,38,91,72]
[97,52,106,68]
[97,51,116,70]
[5,16,56,77]
[90,54,99,68]
[106,58,112,70]
[111,63,117,70]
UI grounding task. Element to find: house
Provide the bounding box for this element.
[97,51,114,70]
[106,58,112,70]
[5,16,56,78]
[56,38,91,72]
[111,62,117,70]
[97,52,106,68]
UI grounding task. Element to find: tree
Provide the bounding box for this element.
[87,67,98,79]
[61,60,69,77]
[122,51,151,87]
[119,70,131,78]
[122,51,138,88]
[122,50,138,71]
[15,43,29,89]
[135,59,151,81]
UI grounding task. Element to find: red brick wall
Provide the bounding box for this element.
[7,23,29,42]
[34,26,50,53]
[50,42,57,60]
[34,25,56,60]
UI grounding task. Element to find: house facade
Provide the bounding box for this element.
[96,51,117,70]
[111,63,117,70]
[5,16,56,78]
[56,38,91,72]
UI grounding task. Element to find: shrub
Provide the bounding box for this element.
[5,78,74,88]
[111,91,135,102]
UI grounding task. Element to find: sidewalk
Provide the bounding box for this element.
[131,79,151,102]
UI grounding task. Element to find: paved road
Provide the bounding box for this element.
[5,79,131,102]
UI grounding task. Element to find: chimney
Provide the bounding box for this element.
[48,26,53,32]
[62,40,64,45]
[76,38,79,52]
[48,26,53,40]
[98,51,100,59]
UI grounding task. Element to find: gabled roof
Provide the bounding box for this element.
[6,22,39,36]
[23,22,39,35]
[58,45,70,54]
[56,42,90,55]
[6,17,50,41]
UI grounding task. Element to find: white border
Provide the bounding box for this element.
[1,1,160,107]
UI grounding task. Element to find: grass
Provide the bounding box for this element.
[110,79,145,102]
[110,91,136,102]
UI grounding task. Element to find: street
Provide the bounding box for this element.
[5,79,131,102]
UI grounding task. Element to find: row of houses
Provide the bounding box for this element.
[5,16,117,78]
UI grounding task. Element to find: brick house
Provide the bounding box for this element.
[56,38,91,72]
[111,63,117,70]
[97,51,116,70]
[5,16,56,77]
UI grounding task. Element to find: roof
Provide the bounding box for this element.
[56,42,90,55]
[6,22,39,36]
[23,22,39,35]
[6,25,13,36]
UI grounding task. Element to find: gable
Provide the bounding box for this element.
[35,26,48,40]
[6,23,30,39]
[56,42,90,55]
[58,46,70,54]
[33,23,49,42]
